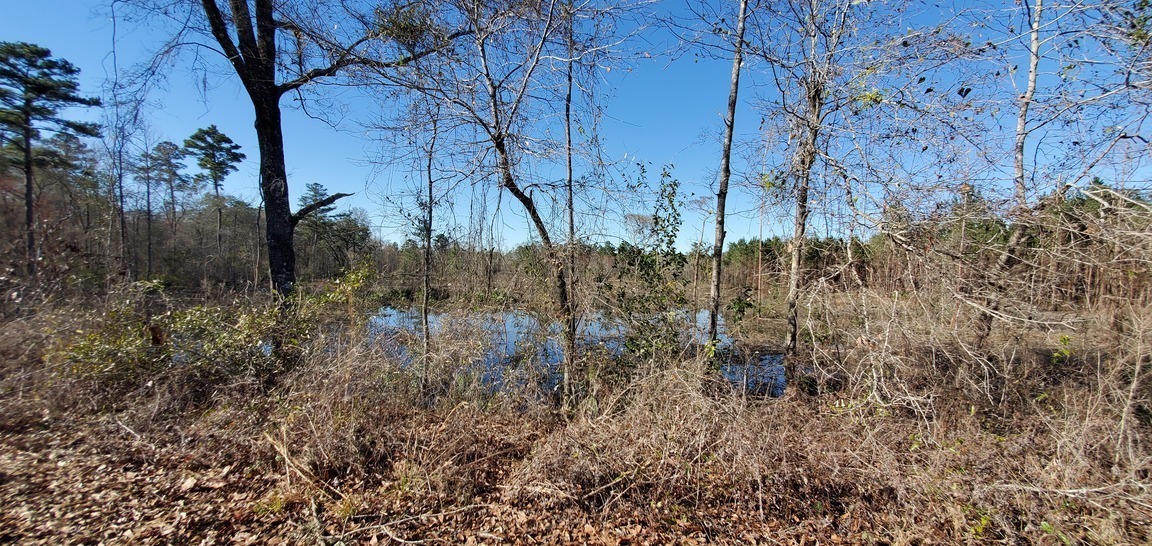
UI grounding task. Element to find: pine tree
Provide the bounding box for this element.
[132,141,189,277]
[184,125,244,259]
[0,42,100,277]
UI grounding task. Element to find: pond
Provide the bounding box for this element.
[367,307,785,397]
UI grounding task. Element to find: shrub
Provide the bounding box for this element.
[47,281,307,410]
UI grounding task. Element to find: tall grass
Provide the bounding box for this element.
[1,191,1149,542]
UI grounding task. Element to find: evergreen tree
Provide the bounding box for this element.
[184,125,244,257]
[296,183,367,278]
[184,125,244,196]
[132,141,189,276]
[298,183,335,217]
[0,42,100,276]
[148,141,193,239]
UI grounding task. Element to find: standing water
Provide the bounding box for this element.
[368,307,785,397]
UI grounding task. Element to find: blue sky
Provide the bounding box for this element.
[7,1,1136,255]
[1,1,784,251]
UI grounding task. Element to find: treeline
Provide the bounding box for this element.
[713,185,1152,311]
[4,123,1149,323]
[0,130,373,293]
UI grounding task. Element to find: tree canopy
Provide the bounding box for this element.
[0,41,100,276]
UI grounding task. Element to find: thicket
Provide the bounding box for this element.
[2,0,1151,541]
[1,179,1148,542]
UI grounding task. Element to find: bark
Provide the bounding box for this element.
[198,0,301,296]
[254,198,263,289]
[471,0,569,403]
[167,178,178,239]
[785,76,825,356]
[291,191,353,227]
[116,142,130,278]
[493,132,571,364]
[215,181,223,279]
[756,207,764,310]
[975,0,1043,344]
[253,100,296,296]
[145,171,153,277]
[22,107,35,277]
[423,113,437,373]
[563,5,578,405]
[707,0,749,345]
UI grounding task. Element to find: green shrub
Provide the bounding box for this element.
[49,281,307,403]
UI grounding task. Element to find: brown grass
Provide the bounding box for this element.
[1,274,1149,544]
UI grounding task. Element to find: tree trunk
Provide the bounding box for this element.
[168,179,178,239]
[216,181,225,282]
[493,133,571,391]
[254,99,296,297]
[563,8,578,406]
[22,113,35,278]
[146,172,153,277]
[975,0,1043,345]
[254,198,263,290]
[423,112,437,374]
[785,82,824,357]
[116,143,130,278]
[707,0,749,345]
[198,0,294,296]
[756,203,764,313]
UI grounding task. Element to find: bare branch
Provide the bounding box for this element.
[291,192,354,227]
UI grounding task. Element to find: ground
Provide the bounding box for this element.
[0,408,884,545]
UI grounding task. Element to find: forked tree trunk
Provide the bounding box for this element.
[472,0,572,406]
[198,0,449,297]
[493,133,572,403]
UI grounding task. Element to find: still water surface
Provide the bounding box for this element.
[368,307,785,397]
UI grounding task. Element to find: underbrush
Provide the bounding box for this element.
[506,357,1149,542]
[36,281,304,416]
[1,277,1149,543]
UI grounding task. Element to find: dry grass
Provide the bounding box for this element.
[1,270,1149,543]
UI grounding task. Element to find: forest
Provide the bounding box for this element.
[1,0,1150,543]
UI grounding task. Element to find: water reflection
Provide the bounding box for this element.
[368,307,785,397]
[719,353,786,397]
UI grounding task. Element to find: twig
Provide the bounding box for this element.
[984,480,1151,501]
[342,504,492,541]
[497,482,577,500]
[263,431,344,501]
[113,417,156,450]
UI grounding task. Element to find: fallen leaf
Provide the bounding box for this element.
[180,477,197,492]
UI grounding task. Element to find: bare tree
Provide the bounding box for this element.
[563,0,579,400]
[706,0,749,346]
[967,0,1148,343]
[743,0,857,357]
[366,0,634,405]
[124,0,468,296]
[128,133,159,277]
[420,104,441,371]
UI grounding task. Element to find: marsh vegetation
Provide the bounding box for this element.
[2,0,1151,542]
